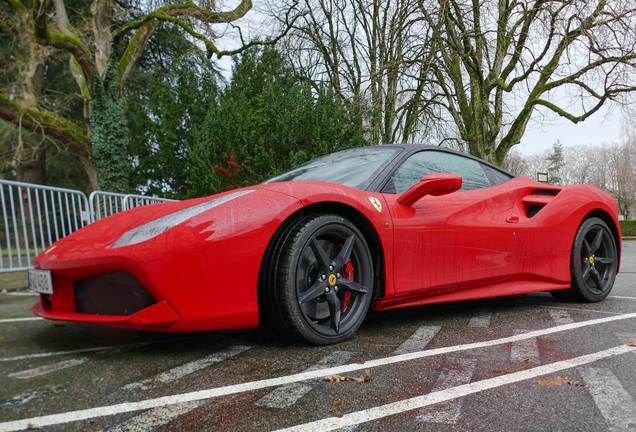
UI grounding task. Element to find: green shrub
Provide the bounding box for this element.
[620,220,636,237]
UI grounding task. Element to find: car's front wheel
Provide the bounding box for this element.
[554,217,618,302]
[264,214,374,345]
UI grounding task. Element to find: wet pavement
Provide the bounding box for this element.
[0,241,635,431]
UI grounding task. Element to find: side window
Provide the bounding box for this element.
[480,163,514,186]
[386,151,491,194]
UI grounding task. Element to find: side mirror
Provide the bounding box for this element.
[397,173,462,207]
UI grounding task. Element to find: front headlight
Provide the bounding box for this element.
[111,190,255,248]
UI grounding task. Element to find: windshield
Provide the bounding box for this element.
[264,147,397,188]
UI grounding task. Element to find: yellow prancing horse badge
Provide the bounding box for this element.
[368,197,382,213]
[328,274,337,285]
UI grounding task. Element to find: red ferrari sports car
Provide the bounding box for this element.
[29,145,621,345]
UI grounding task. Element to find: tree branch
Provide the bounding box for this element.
[113,0,252,42]
[0,94,91,160]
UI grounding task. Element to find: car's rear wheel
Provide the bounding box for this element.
[264,214,374,345]
[559,217,617,303]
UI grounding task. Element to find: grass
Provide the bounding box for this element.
[0,271,28,290]
[1,249,38,256]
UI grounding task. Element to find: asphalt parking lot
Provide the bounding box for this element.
[1,242,635,432]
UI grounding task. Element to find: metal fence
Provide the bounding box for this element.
[0,179,177,273]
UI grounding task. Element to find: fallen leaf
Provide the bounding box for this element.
[351,360,365,364]
[325,374,347,382]
[325,369,372,384]
[0,337,5,340]
[332,400,344,407]
[628,341,636,347]
[16,373,38,378]
[27,424,42,430]
[538,376,583,387]
[330,411,344,418]
[518,359,530,363]
[538,376,564,386]
[226,357,239,361]
[353,369,372,384]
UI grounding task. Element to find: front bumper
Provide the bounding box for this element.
[32,299,181,329]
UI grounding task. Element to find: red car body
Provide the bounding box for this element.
[31,145,621,341]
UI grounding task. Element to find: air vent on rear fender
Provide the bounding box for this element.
[523,189,560,218]
[529,189,559,196]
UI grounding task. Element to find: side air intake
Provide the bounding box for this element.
[523,189,560,218]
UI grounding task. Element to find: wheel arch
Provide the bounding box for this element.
[581,208,621,273]
[257,201,386,322]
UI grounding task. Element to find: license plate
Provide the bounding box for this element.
[28,269,53,294]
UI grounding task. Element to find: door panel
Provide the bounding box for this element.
[386,183,527,299]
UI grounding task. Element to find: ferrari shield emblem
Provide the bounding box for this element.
[368,197,382,213]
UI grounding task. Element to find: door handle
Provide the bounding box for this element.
[506,214,519,223]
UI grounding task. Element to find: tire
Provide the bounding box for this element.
[568,217,618,302]
[264,214,374,345]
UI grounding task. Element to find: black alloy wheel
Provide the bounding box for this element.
[567,217,618,302]
[266,214,374,345]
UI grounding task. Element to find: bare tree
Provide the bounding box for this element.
[561,144,594,185]
[588,140,636,219]
[282,0,444,146]
[418,0,636,165]
[506,147,548,178]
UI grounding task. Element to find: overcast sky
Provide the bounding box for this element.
[513,105,626,156]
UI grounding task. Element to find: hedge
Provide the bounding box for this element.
[620,220,636,237]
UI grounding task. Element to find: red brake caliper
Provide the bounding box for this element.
[340,260,354,312]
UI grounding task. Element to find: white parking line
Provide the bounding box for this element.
[467,309,492,328]
[106,402,204,432]
[511,330,540,365]
[540,305,621,315]
[548,309,574,325]
[7,358,88,379]
[123,345,252,391]
[112,346,252,432]
[608,296,636,300]
[394,326,441,355]
[0,317,43,324]
[580,367,636,431]
[274,344,636,432]
[1,313,635,432]
[2,293,39,297]
[0,343,150,362]
[417,358,477,424]
[255,351,356,408]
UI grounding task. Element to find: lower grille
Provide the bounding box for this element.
[73,271,157,316]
